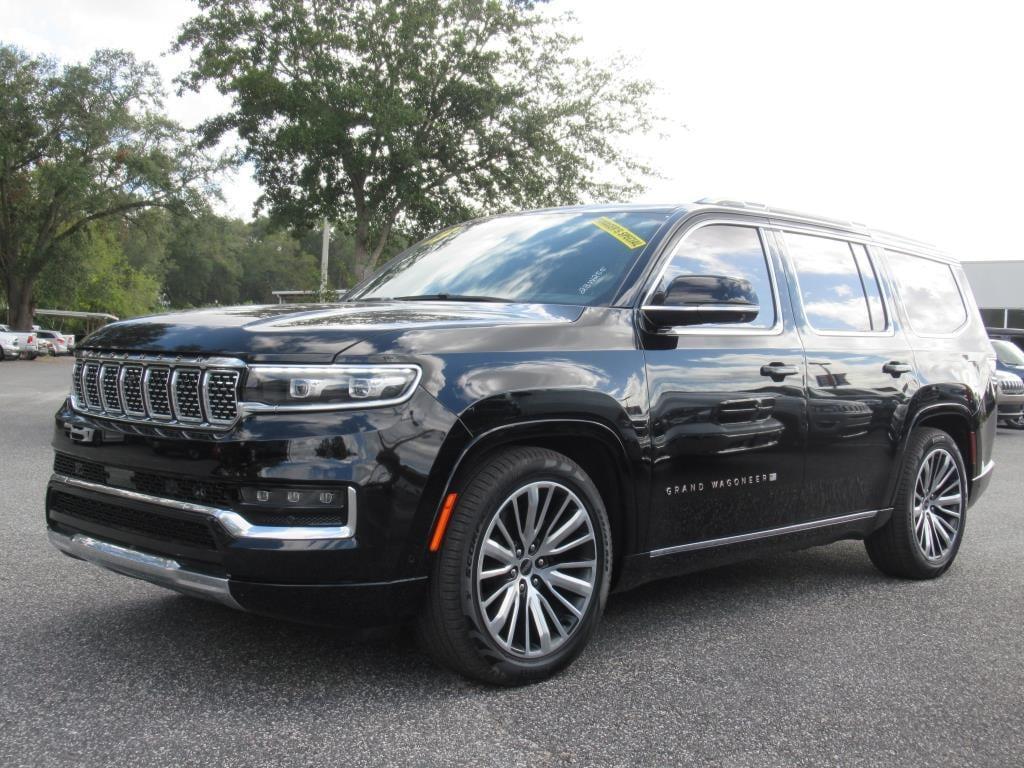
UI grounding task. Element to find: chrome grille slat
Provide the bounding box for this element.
[204,370,241,424]
[83,363,102,409]
[71,353,244,430]
[145,367,173,420]
[99,364,123,413]
[72,361,85,407]
[172,368,203,422]
[121,365,146,416]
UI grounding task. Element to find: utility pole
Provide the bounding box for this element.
[320,217,331,296]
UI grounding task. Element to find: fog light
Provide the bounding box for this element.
[240,487,347,510]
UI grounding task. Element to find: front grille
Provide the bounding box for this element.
[53,453,108,484]
[71,353,244,429]
[241,510,346,526]
[50,491,217,549]
[54,453,239,507]
[72,361,85,404]
[172,369,203,421]
[83,362,101,409]
[132,472,237,507]
[205,371,241,423]
[1000,377,1024,394]
[100,364,122,413]
[122,365,145,416]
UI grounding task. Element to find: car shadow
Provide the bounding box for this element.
[20,539,891,701]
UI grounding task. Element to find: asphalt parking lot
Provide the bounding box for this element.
[2,357,1023,767]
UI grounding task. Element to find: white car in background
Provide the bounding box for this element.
[0,329,21,361]
[0,324,38,359]
[35,330,71,355]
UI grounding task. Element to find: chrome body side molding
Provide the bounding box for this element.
[648,509,885,558]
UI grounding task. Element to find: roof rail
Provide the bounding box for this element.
[694,197,867,231]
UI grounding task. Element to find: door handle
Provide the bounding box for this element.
[882,361,913,377]
[760,363,799,381]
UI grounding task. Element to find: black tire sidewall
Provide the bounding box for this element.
[455,451,611,683]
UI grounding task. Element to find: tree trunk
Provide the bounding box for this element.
[354,214,373,282]
[5,274,35,330]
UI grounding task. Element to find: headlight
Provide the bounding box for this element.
[243,364,421,411]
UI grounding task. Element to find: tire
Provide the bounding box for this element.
[419,446,612,685]
[865,427,967,579]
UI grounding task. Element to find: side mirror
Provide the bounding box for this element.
[642,275,760,328]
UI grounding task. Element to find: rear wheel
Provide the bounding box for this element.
[865,427,966,579]
[419,446,612,685]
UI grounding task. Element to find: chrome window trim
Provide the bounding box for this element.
[648,508,884,558]
[780,229,896,339]
[51,474,357,541]
[639,219,785,337]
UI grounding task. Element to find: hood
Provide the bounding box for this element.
[80,301,584,362]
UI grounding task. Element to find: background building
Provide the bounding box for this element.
[962,261,1024,330]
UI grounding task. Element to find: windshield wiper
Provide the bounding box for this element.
[394,293,510,303]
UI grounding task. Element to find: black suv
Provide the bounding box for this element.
[47,201,996,684]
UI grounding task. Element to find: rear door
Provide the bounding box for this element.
[641,217,808,553]
[779,227,919,518]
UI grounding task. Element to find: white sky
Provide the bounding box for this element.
[3,0,1023,261]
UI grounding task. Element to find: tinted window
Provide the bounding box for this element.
[654,224,775,329]
[885,250,967,334]
[786,232,885,333]
[353,211,669,306]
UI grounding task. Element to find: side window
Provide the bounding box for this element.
[885,250,967,335]
[654,224,776,329]
[785,232,887,333]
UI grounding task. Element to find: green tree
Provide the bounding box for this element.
[175,0,655,281]
[0,44,225,328]
[34,220,163,319]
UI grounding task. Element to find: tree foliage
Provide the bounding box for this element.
[175,0,655,279]
[0,44,225,328]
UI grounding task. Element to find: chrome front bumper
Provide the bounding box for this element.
[48,529,242,609]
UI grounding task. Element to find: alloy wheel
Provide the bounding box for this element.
[912,447,964,561]
[475,481,598,659]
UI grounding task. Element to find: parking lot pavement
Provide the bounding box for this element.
[1,358,1022,768]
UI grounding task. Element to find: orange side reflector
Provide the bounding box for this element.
[429,493,459,552]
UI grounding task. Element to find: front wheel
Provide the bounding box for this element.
[419,446,612,685]
[865,427,967,579]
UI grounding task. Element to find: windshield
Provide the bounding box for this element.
[992,339,1024,365]
[350,210,669,305]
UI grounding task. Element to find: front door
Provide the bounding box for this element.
[641,219,808,553]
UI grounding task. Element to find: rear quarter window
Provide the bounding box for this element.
[885,250,967,335]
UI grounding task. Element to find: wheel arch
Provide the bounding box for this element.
[896,402,976,501]
[429,418,640,589]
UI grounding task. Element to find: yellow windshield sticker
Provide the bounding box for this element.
[593,217,646,249]
[422,226,463,246]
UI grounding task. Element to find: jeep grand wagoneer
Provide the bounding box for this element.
[47,200,996,684]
